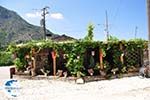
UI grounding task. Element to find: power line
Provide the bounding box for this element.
[109,0,122,35]
[112,0,122,23]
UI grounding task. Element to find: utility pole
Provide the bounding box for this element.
[105,10,109,41]
[40,6,49,40]
[146,0,150,66]
[134,26,138,39]
[147,0,150,64]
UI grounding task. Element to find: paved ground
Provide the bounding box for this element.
[0,66,11,80]
[0,66,150,100]
[0,66,11,100]
[0,66,12,87]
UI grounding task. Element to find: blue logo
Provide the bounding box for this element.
[4,79,21,97]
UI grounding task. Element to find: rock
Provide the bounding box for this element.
[24,71,30,74]
[87,69,94,76]
[139,66,150,78]
[76,78,85,84]
[56,70,63,77]
[99,70,106,76]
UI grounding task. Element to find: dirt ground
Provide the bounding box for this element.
[0,66,150,100]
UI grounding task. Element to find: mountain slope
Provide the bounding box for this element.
[0,6,56,45]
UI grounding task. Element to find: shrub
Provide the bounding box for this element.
[0,51,13,66]
[13,58,25,71]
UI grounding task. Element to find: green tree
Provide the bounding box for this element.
[108,35,119,42]
[84,23,95,41]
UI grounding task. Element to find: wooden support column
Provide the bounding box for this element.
[120,43,124,64]
[51,51,57,77]
[99,49,104,70]
[31,48,36,76]
[32,57,36,76]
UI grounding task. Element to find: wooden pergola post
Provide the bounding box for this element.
[31,48,36,76]
[51,51,57,77]
[120,43,124,64]
[99,49,104,70]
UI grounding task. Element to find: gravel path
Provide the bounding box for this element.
[0,77,150,100]
[0,67,150,100]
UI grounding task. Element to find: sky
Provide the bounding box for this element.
[0,0,148,40]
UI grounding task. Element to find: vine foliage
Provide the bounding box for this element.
[7,39,147,77]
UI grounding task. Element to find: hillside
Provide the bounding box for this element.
[0,6,74,47]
